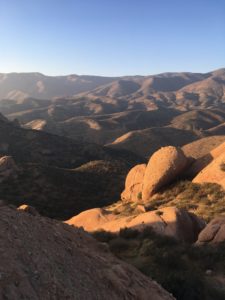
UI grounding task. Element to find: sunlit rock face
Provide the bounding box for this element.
[67,206,204,243]
[142,146,188,201]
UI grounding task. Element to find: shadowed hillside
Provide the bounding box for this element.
[0,115,143,219]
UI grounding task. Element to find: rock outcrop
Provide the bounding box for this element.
[17,204,39,216]
[193,152,225,188]
[186,141,225,178]
[196,216,225,244]
[121,164,146,202]
[66,207,116,231]
[67,206,204,243]
[0,156,17,182]
[0,206,175,300]
[142,146,188,201]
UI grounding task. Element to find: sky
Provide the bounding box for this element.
[0,0,224,76]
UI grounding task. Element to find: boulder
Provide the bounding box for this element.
[0,156,17,182]
[67,206,204,243]
[186,141,225,178]
[17,204,39,216]
[196,216,225,244]
[66,208,116,232]
[121,164,146,202]
[193,152,225,188]
[142,146,188,201]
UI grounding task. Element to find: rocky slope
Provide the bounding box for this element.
[0,205,174,300]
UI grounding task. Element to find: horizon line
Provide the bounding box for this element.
[1,67,225,78]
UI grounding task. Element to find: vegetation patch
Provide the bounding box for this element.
[147,181,225,222]
[93,227,225,300]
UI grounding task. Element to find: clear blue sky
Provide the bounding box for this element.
[0,0,224,76]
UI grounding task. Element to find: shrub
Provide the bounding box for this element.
[109,237,130,252]
[137,192,142,200]
[155,210,163,216]
[119,227,139,239]
[220,163,225,172]
[92,230,116,243]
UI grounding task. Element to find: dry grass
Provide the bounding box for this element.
[146,181,225,222]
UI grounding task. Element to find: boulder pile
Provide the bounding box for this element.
[121,146,189,203]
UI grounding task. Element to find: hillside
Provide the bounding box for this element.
[0,116,142,219]
[182,136,225,159]
[0,73,118,100]
[107,127,201,158]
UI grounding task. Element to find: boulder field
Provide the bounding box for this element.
[122,146,189,203]
[67,141,225,243]
[121,142,225,203]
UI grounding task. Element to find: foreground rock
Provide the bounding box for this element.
[121,164,146,202]
[196,216,225,245]
[0,206,175,300]
[67,206,204,243]
[142,146,188,201]
[0,156,17,182]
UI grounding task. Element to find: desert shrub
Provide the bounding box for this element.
[140,226,157,239]
[220,163,225,172]
[119,227,139,239]
[155,210,163,216]
[92,227,225,300]
[109,237,130,252]
[146,180,225,221]
[137,192,142,200]
[92,230,116,243]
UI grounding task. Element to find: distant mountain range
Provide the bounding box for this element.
[0,68,224,106]
[0,68,225,159]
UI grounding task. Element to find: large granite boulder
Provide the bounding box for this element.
[121,164,146,202]
[142,146,188,201]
